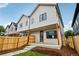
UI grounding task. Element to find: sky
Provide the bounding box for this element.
[0,3,76,31]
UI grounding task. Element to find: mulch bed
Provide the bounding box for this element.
[32,47,62,56]
[31,46,79,56]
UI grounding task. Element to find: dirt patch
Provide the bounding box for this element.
[31,46,78,56]
[32,47,62,56]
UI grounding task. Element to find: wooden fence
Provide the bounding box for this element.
[0,36,35,54]
[62,35,66,46]
[62,35,79,54]
[73,35,79,54]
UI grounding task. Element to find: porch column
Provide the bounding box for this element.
[56,24,60,45]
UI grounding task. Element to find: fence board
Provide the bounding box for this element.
[62,35,66,46]
[68,36,74,49]
[0,36,35,52]
[73,35,79,54]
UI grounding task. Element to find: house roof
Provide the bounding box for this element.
[29,3,56,17]
[9,22,17,28]
[29,3,64,27]
[5,25,10,29]
[9,4,64,28]
[17,14,29,24]
[72,3,79,27]
[55,4,64,27]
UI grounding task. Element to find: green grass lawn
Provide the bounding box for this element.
[16,50,47,56]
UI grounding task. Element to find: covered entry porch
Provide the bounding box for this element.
[29,23,62,49]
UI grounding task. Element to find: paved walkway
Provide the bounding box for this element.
[0,46,36,56]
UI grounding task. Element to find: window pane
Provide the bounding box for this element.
[43,13,47,20]
[46,31,57,39]
[39,13,47,22]
[42,13,47,21]
[54,31,57,38]
[39,15,42,22]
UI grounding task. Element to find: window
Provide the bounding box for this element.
[20,23,22,28]
[39,13,47,22]
[31,18,34,24]
[46,31,57,39]
[39,15,42,22]
[15,27,17,30]
[26,21,28,26]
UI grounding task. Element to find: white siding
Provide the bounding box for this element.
[17,16,29,32]
[44,30,58,45]
[30,6,59,30]
[5,27,9,35]
[9,24,16,34]
[31,29,61,45]
[17,5,63,34]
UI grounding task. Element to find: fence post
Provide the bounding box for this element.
[71,36,74,49]
[17,38,19,49]
[7,37,9,50]
[72,36,77,51]
[1,37,4,52]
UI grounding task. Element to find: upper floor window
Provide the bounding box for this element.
[26,21,28,26]
[20,23,22,28]
[15,27,17,30]
[39,13,47,22]
[46,31,57,39]
[31,18,34,24]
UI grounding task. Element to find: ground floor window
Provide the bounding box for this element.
[46,31,57,39]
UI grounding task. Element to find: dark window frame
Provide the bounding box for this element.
[46,31,57,39]
[39,13,47,22]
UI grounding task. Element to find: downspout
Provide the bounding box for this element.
[27,16,30,45]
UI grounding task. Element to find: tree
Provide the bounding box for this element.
[64,30,73,38]
[0,25,5,36]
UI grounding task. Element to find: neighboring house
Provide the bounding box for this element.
[17,4,64,49]
[5,25,10,35]
[5,4,64,49]
[17,15,29,36]
[72,4,79,35]
[5,22,18,36]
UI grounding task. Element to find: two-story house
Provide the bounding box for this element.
[17,15,29,36]
[16,4,64,49]
[72,4,79,35]
[5,22,18,36]
[5,25,10,35]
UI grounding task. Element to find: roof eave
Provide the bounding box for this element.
[55,4,64,27]
[72,4,79,27]
[29,3,57,17]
